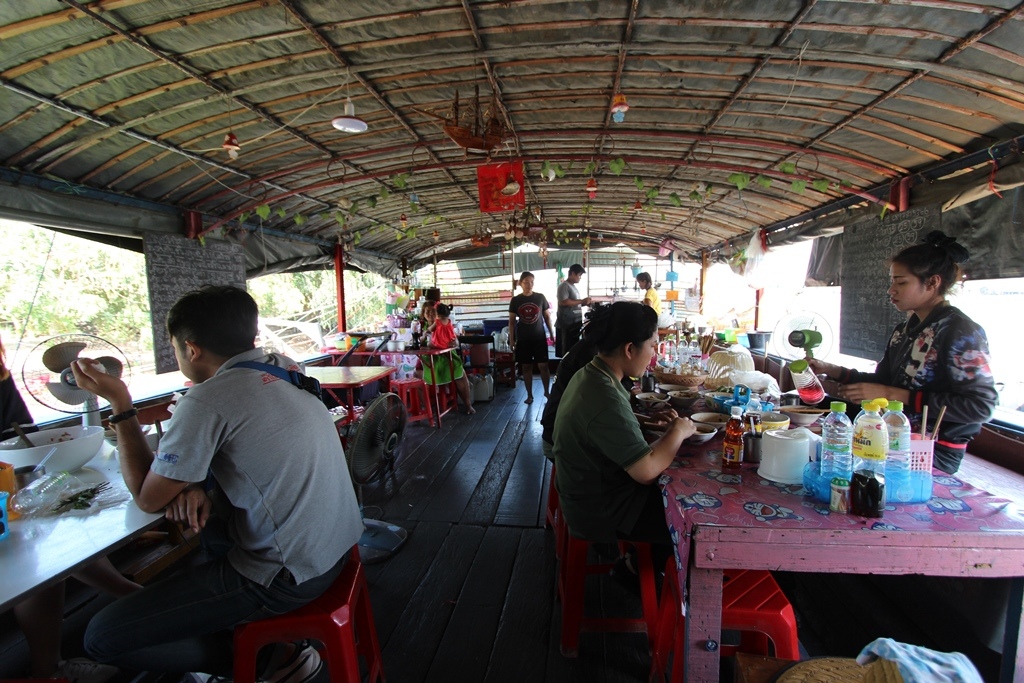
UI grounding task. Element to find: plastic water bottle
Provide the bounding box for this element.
[883,400,913,502]
[11,471,76,515]
[851,399,888,517]
[820,401,853,481]
[687,339,700,369]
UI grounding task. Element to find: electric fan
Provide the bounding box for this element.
[21,335,131,427]
[771,312,834,360]
[345,392,409,564]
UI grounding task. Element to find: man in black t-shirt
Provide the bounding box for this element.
[508,271,555,404]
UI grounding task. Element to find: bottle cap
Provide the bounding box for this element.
[887,400,903,411]
[731,406,743,417]
[789,359,809,373]
[830,401,846,412]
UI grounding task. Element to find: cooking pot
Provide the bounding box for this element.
[758,428,821,484]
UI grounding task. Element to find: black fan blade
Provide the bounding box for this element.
[42,342,86,372]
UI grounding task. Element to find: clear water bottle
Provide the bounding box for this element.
[883,400,913,502]
[687,339,700,369]
[851,399,888,517]
[11,471,76,515]
[820,401,853,481]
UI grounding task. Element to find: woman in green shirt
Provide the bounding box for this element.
[552,302,694,547]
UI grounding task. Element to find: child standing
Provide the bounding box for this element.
[424,304,475,415]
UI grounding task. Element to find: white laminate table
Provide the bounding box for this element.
[0,442,164,612]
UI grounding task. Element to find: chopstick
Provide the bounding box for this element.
[930,405,947,441]
[920,405,928,438]
[11,421,35,448]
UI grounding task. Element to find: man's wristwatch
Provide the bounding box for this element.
[108,408,138,425]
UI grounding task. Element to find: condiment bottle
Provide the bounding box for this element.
[851,399,888,517]
[722,406,745,469]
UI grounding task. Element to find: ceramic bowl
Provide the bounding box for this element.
[760,412,791,432]
[779,406,829,426]
[667,390,701,410]
[685,424,718,444]
[636,392,670,410]
[0,425,105,473]
[690,412,730,429]
[658,383,696,393]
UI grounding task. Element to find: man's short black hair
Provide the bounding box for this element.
[167,285,259,358]
[568,263,586,275]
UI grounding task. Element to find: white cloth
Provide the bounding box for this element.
[856,638,983,683]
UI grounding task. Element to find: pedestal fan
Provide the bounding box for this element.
[345,392,408,563]
[771,312,834,360]
[20,335,131,427]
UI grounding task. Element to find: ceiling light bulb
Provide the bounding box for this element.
[331,97,368,133]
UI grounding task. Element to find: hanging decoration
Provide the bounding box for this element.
[477,160,525,212]
[415,85,508,155]
[610,93,629,123]
[400,213,408,228]
[222,132,241,160]
[586,177,598,200]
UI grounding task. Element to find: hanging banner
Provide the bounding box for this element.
[477,161,525,213]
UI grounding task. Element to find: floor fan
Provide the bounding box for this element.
[346,392,409,564]
[21,335,131,426]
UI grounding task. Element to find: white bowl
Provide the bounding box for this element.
[658,383,695,393]
[636,392,670,410]
[779,406,828,426]
[0,425,105,472]
[690,412,730,429]
[685,424,718,444]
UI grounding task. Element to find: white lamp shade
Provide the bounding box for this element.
[332,97,368,133]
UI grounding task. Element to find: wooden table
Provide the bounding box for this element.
[660,446,1024,683]
[0,442,163,612]
[305,365,397,426]
[321,347,462,427]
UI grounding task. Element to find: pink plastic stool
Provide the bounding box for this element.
[233,549,385,683]
[389,377,434,426]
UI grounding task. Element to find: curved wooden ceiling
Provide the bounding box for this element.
[2,0,1023,270]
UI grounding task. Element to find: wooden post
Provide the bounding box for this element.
[334,242,347,332]
[754,287,763,330]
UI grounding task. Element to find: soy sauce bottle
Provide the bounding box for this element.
[722,406,744,469]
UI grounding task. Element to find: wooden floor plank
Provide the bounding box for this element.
[364,520,450,647]
[415,395,522,522]
[460,400,530,526]
[380,524,486,682]
[425,526,523,683]
[484,529,555,683]
[494,411,547,527]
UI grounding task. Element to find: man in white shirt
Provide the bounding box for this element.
[555,264,592,356]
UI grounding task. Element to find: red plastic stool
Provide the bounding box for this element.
[233,549,385,683]
[650,558,799,682]
[545,465,565,560]
[557,532,659,657]
[389,377,434,426]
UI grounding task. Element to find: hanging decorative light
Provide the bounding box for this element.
[586,177,598,200]
[221,132,241,160]
[432,229,440,241]
[400,213,408,228]
[610,93,629,123]
[633,199,643,212]
[331,96,368,133]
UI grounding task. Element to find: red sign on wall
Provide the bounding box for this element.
[477,161,525,213]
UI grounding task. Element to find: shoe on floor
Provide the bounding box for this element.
[263,644,322,683]
[55,658,119,683]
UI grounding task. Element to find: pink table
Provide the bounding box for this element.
[659,446,1024,682]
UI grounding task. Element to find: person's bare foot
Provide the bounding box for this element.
[466,406,476,415]
[525,396,533,404]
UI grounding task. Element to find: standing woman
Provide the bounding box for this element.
[810,231,997,474]
[508,271,556,404]
[635,272,661,317]
[553,302,695,550]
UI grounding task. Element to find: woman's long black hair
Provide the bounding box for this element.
[582,301,658,354]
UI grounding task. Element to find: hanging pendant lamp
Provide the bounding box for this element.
[332,97,368,133]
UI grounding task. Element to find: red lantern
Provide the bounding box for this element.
[400,213,408,228]
[633,199,643,212]
[586,177,598,200]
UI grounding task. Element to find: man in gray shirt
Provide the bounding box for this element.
[555,263,592,356]
[72,285,361,683]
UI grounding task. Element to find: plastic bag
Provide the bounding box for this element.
[743,229,769,288]
[728,370,781,398]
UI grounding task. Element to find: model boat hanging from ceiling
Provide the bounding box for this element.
[416,86,508,155]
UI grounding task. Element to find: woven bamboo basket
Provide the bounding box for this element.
[652,369,708,387]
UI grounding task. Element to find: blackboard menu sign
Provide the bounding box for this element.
[839,205,939,360]
[144,233,246,373]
